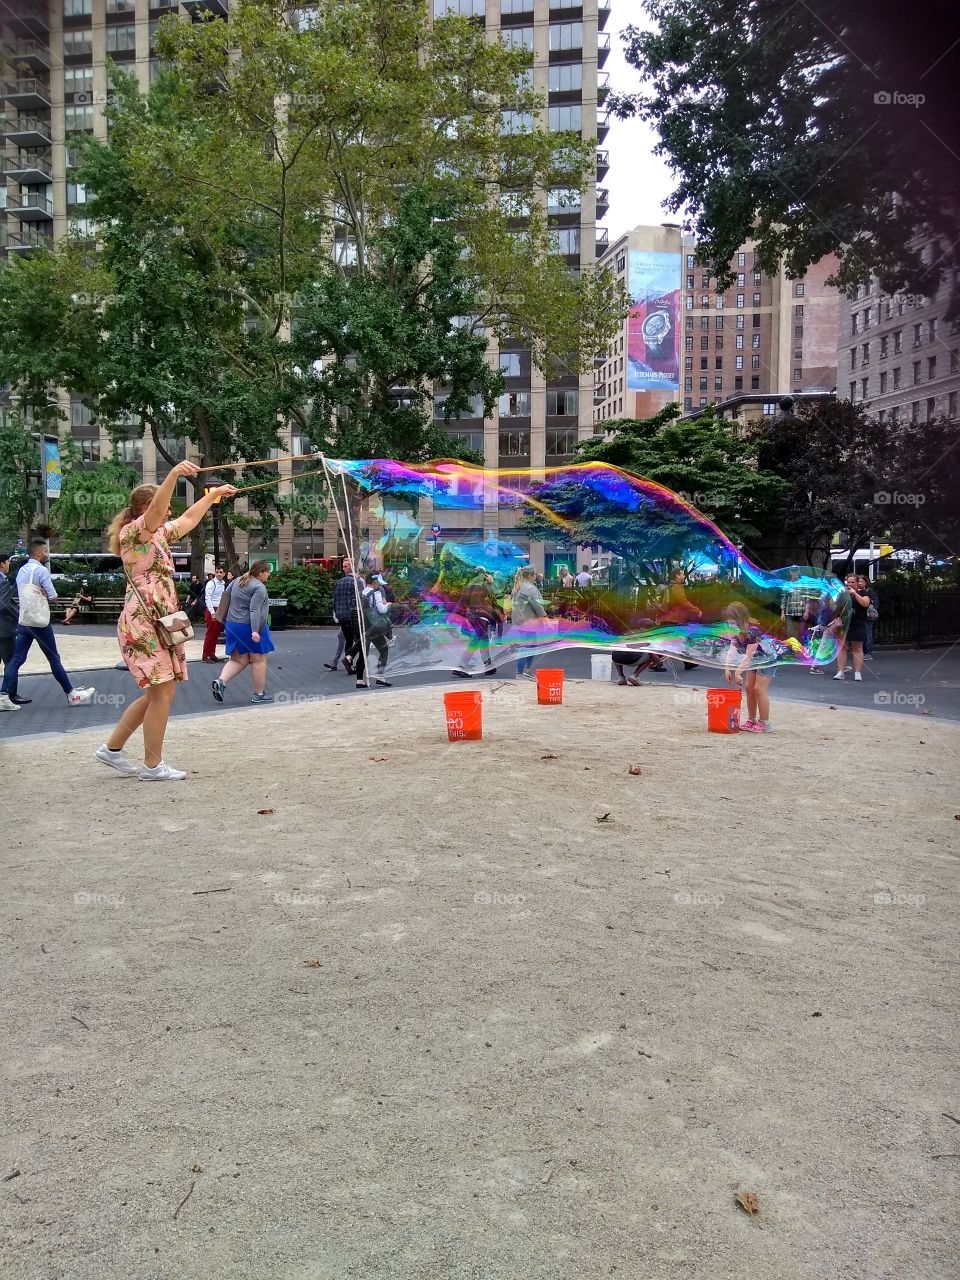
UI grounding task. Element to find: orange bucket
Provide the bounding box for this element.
[706,688,742,733]
[536,668,564,705]
[444,690,483,741]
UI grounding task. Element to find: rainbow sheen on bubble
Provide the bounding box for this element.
[324,459,850,677]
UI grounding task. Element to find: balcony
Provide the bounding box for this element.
[6,6,49,38]
[7,190,54,221]
[182,0,229,18]
[595,148,609,179]
[4,115,52,147]
[596,109,610,142]
[596,186,609,218]
[3,77,51,111]
[4,225,50,255]
[8,40,50,73]
[597,71,610,102]
[597,32,611,68]
[596,226,609,257]
[3,151,53,184]
[598,0,611,30]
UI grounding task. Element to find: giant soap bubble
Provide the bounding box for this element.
[321,459,849,678]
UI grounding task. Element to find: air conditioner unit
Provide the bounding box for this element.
[75,91,92,105]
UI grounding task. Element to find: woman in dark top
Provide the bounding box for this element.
[858,574,878,659]
[834,572,872,683]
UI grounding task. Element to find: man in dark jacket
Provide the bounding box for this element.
[0,553,30,704]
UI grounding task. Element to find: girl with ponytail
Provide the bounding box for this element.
[210,559,276,705]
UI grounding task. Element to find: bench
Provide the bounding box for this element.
[48,596,125,623]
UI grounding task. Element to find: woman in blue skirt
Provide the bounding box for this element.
[211,560,276,705]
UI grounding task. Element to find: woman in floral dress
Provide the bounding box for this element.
[94,461,237,782]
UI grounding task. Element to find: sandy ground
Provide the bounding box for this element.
[1,682,958,1280]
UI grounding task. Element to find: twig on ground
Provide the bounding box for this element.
[930,1153,960,1160]
[70,1014,90,1031]
[191,888,232,896]
[941,1112,960,1126]
[173,1180,196,1219]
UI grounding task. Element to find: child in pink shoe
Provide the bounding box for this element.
[723,602,775,733]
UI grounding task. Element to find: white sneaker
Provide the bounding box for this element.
[0,694,20,712]
[139,761,187,782]
[94,744,139,776]
[68,687,96,706]
[833,671,845,681]
[854,671,862,681]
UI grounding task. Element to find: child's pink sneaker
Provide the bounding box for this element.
[739,719,758,731]
[741,720,769,733]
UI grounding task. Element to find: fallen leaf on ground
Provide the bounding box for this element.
[191,1163,202,1173]
[302,958,322,968]
[370,755,388,762]
[257,808,275,815]
[735,1191,760,1216]
[596,813,612,824]
[627,765,642,776]
[828,705,837,710]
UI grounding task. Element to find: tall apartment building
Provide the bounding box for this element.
[1,0,611,571]
[594,224,840,426]
[835,241,960,427]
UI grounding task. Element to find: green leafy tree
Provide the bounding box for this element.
[52,444,143,551]
[752,399,896,567]
[614,0,959,315]
[885,417,960,562]
[0,410,41,547]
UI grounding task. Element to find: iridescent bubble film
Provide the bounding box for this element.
[325,459,849,677]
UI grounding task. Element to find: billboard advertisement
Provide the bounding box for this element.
[627,250,681,391]
[43,438,62,499]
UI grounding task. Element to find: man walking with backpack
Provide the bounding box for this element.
[0,539,96,712]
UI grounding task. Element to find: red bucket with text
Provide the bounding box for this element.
[706,687,741,734]
[536,669,565,705]
[444,690,483,741]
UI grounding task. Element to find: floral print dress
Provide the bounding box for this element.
[118,514,188,687]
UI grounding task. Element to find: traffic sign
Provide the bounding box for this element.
[431,523,441,534]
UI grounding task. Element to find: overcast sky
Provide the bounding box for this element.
[603,8,678,240]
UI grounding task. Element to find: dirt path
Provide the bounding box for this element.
[2,683,957,1279]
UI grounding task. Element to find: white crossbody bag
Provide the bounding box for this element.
[18,564,51,628]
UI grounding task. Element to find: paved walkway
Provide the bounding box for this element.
[1,625,958,741]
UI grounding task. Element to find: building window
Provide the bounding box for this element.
[684,356,693,370]
[715,357,723,370]
[736,315,744,330]
[546,390,577,416]
[715,335,723,350]
[736,272,745,287]
[863,306,871,329]
[926,397,936,422]
[685,296,693,311]
[752,354,760,369]
[715,294,724,309]
[63,66,94,97]
[751,334,760,349]
[435,0,486,14]
[714,377,723,391]
[105,0,136,11]
[64,105,95,132]
[861,377,868,399]
[548,104,582,131]
[548,63,582,92]
[552,227,580,255]
[893,366,901,389]
[929,318,938,343]
[548,22,583,50]
[66,181,88,206]
[700,316,709,331]
[894,330,902,354]
[850,349,857,371]
[499,429,530,456]
[735,355,743,369]
[546,428,578,456]
[715,316,723,330]
[63,29,93,55]
[736,293,744,308]
[502,0,533,11]
[928,356,936,380]
[64,0,92,13]
[499,352,522,377]
[752,292,761,306]
[735,335,744,350]
[686,274,695,289]
[498,391,531,417]
[753,313,761,328]
[115,437,143,464]
[684,397,693,410]
[737,252,746,267]
[684,336,693,351]
[753,270,762,286]
[795,325,804,339]
[952,350,960,374]
[734,376,743,390]
[686,254,695,268]
[751,376,760,389]
[794,282,805,296]
[879,371,888,393]
[684,377,693,392]
[699,378,708,391]
[880,334,888,358]
[850,382,857,400]
[862,342,870,365]
[794,368,803,381]
[700,294,710,308]
[912,360,921,384]
[106,26,137,53]
[949,391,958,419]
[911,401,920,422]
[501,26,534,49]
[795,304,804,317]
[700,357,708,371]
[501,110,533,134]
[762,402,777,416]
[913,322,922,347]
